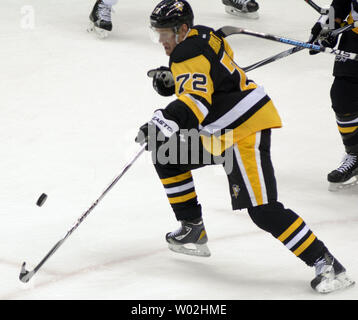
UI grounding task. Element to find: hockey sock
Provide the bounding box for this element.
[158,170,202,221]
[335,112,358,154]
[248,202,327,266]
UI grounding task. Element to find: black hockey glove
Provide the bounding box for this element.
[135,110,180,151]
[309,14,340,55]
[147,66,175,97]
[135,121,166,151]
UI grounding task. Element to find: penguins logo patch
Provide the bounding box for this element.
[175,2,184,11]
[232,184,240,199]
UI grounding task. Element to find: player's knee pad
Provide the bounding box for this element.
[247,202,284,232]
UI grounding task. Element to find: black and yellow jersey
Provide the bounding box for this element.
[160,25,282,155]
[332,0,358,77]
[333,0,358,32]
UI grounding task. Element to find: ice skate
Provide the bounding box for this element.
[327,153,358,191]
[222,0,259,19]
[88,0,113,39]
[311,252,355,293]
[166,218,211,257]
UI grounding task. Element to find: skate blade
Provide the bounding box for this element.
[87,22,109,39]
[224,6,259,19]
[314,272,355,294]
[168,243,211,257]
[328,176,358,192]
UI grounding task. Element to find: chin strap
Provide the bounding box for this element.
[175,27,191,44]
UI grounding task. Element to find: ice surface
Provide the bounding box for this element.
[1,0,357,300]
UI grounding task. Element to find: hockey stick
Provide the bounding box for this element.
[329,22,356,38]
[242,46,304,72]
[304,0,329,14]
[19,144,147,283]
[219,25,358,61]
[240,23,356,72]
[241,0,331,72]
[241,0,330,72]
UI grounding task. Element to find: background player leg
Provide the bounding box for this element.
[88,0,118,38]
[222,0,259,19]
[327,152,358,190]
[328,77,358,190]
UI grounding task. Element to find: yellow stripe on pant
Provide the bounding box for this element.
[234,133,266,206]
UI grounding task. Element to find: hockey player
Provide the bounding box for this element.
[88,0,118,38]
[309,0,358,191]
[222,0,259,18]
[136,0,354,293]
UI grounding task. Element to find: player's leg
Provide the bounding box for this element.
[88,0,118,38]
[222,0,259,19]
[227,129,354,292]
[154,161,211,257]
[152,137,225,258]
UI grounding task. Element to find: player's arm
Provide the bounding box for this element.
[144,50,215,138]
[136,54,214,150]
[170,53,214,127]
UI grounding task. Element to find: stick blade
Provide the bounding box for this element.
[218,26,243,37]
[19,262,34,283]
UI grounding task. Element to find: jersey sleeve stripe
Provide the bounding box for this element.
[179,93,209,123]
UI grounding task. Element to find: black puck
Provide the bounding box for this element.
[36,193,47,207]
